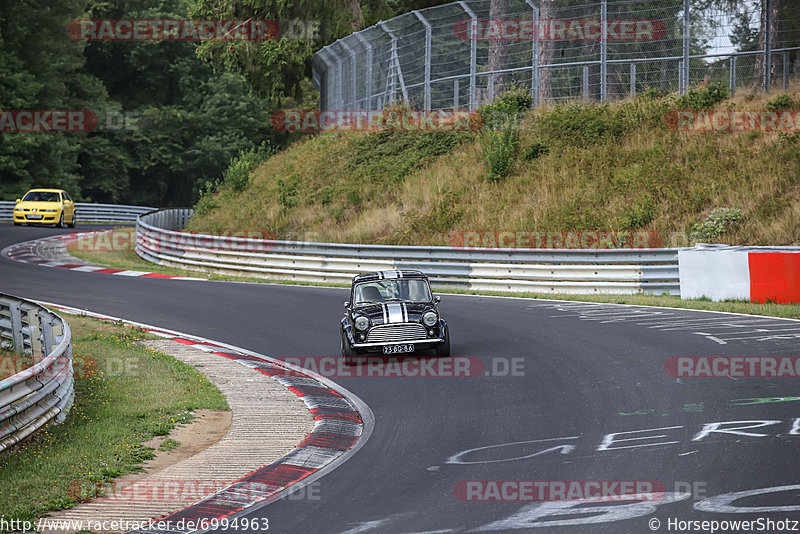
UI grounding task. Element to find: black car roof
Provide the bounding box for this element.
[352,270,429,283]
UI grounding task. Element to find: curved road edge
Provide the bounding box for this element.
[35,300,375,534]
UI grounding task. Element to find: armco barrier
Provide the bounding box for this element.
[136,209,679,295]
[679,244,800,303]
[0,201,155,223]
[0,294,73,453]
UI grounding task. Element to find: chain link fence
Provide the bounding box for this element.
[312,0,800,112]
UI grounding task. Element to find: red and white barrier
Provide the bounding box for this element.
[679,246,800,303]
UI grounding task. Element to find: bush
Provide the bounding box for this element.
[478,87,532,130]
[690,207,743,242]
[766,94,796,111]
[481,122,519,182]
[676,82,729,110]
[194,180,219,216]
[221,142,276,193]
[523,140,550,160]
[639,87,671,100]
[538,103,628,147]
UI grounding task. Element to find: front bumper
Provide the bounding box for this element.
[351,338,444,349]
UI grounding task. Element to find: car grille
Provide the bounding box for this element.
[367,323,428,343]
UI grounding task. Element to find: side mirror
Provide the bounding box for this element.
[344,301,350,308]
[434,296,441,303]
[15,199,20,203]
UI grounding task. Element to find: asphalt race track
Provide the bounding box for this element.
[2,222,800,533]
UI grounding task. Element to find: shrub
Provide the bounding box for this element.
[523,140,550,160]
[481,122,519,182]
[221,142,276,193]
[766,94,796,111]
[690,207,743,242]
[194,180,219,216]
[639,87,670,100]
[676,82,729,110]
[478,87,532,130]
[538,103,627,147]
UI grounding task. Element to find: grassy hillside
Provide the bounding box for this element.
[187,85,800,247]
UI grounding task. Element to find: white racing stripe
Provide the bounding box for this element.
[386,303,404,323]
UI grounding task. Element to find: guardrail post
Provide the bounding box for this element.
[600,0,607,102]
[10,302,24,354]
[458,1,478,111]
[26,308,42,359]
[41,314,54,356]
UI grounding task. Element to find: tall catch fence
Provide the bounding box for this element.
[313,0,800,111]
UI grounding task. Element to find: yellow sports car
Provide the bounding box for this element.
[13,189,76,228]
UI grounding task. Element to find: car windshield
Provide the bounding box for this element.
[354,279,432,304]
[22,191,60,202]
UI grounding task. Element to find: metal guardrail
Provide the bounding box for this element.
[136,209,679,295]
[0,294,73,453]
[0,201,155,223]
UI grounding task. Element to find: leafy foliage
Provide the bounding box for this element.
[690,208,744,242]
[676,82,729,110]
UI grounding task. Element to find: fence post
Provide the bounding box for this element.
[413,10,433,112]
[784,53,789,90]
[582,65,589,101]
[454,79,460,110]
[379,22,409,105]
[682,0,690,94]
[600,0,607,102]
[488,75,495,102]
[729,55,736,95]
[339,40,358,110]
[355,34,373,109]
[524,0,540,106]
[764,0,771,92]
[630,63,636,98]
[458,1,478,111]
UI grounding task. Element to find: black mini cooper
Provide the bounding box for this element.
[341,270,450,363]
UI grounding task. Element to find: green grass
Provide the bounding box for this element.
[185,84,800,247]
[0,314,229,527]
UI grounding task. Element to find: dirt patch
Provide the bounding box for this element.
[123,409,231,483]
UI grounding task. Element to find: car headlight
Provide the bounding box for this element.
[354,316,370,331]
[422,311,438,327]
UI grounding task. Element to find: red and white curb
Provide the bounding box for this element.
[2,233,202,280]
[39,301,374,534]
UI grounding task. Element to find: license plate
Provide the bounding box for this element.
[26,214,42,220]
[383,344,414,355]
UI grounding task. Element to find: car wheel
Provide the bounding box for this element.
[57,213,65,228]
[435,332,451,357]
[341,329,358,365]
[13,222,21,226]
[67,213,76,228]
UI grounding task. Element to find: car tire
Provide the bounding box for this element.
[57,213,65,228]
[13,222,21,226]
[435,332,451,357]
[341,329,358,365]
[67,213,76,228]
